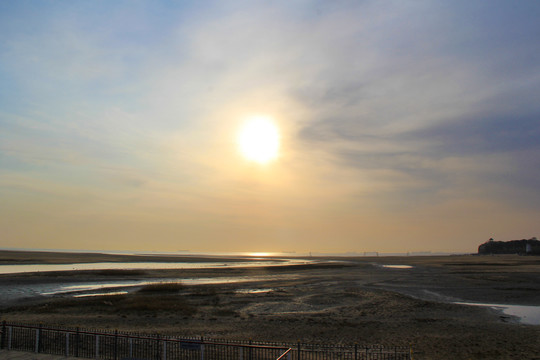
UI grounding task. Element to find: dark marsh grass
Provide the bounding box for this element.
[120,295,196,314]
[16,291,197,315]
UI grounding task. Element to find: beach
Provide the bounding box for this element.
[0,251,539,360]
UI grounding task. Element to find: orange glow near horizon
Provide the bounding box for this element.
[247,252,274,257]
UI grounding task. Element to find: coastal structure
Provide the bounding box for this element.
[478,237,540,255]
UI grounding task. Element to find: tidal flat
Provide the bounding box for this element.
[0,251,539,360]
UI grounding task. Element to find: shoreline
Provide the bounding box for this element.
[0,249,295,265]
[0,251,539,359]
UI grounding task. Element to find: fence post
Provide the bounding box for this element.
[95,335,100,359]
[162,339,167,360]
[75,327,80,357]
[35,326,40,353]
[155,334,160,360]
[249,339,252,360]
[7,327,12,350]
[239,346,243,360]
[129,338,133,358]
[65,332,70,357]
[39,324,43,354]
[114,330,119,360]
[297,341,301,360]
[200,335,205,360]
[1,320,5,349]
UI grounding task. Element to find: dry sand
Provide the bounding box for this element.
[0,251,539,360]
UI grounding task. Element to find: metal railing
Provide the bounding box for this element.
[0,322,411,360]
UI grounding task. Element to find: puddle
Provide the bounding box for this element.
[236,288,273,294]
[41,281,148,295]
[37,275,298,298]
[455,302,540,325]
[375,288,540,326]
[74,291,128,298]
[380,265,413,269]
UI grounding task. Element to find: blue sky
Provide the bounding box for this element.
[1,1,539,253]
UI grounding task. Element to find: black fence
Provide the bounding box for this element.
[0,322,411,360]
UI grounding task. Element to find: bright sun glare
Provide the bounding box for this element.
[237,116,280,164]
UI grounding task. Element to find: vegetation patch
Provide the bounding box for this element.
[212,308,238,317]
[120,295,196,314]
[138,282,184,293]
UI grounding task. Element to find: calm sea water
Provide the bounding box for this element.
[0,258,310,275]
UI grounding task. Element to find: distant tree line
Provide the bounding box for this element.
[478,237,540,255]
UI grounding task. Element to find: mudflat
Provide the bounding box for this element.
[0,251,539,360]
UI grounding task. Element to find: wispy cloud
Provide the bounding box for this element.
[1,1,539,252]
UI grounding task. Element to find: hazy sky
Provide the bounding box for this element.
[1,1,539,254]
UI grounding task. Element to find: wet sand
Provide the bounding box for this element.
[0,251,539,360]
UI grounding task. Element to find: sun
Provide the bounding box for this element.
[237,116,280,164]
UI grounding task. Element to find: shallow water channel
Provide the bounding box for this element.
[370,265,540,326]
[0,258,310,275]
[455,302,540,325]
[0,273,300,306]
[0,258,310,306]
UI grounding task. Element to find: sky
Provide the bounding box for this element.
[1,1,540,254]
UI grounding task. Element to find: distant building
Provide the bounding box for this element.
[478,238,540,255]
